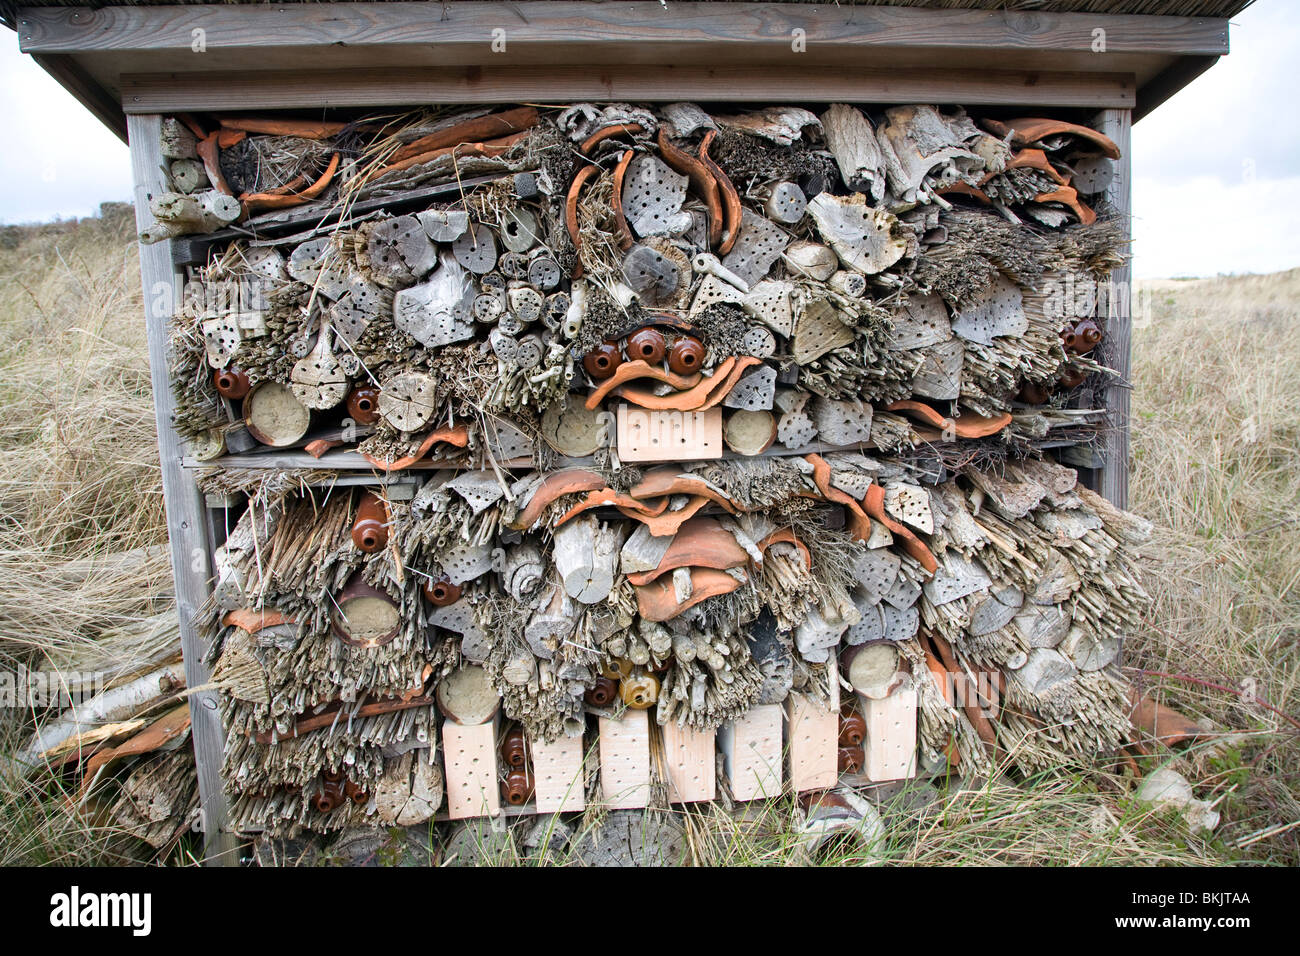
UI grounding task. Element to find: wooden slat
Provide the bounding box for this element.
[119,65,1135,112]
[16,3,1233,58]
[1096,108,1133,510]
[126,113,239,866]
[30,53,127,142]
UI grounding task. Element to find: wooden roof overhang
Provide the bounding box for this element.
[17,1,1229,141]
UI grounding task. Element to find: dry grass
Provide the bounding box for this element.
[0,210,1295,865]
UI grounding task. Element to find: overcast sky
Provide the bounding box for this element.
[1,1,1295,278]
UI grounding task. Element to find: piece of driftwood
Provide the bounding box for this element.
[806,192,907,275]
[141,190,241,244]
[374,750,445,825]
[821,104,885,200]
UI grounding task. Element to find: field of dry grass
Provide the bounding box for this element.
[0,211,1295,866]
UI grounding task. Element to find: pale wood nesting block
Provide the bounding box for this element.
[442,717,501,819]
[599,710,652,809]
[787,692,839,792]
[660,722,716,804]
[531,733,586,813]
[718,703,784,801]
[616,404,723,462]
[861,684,918,782]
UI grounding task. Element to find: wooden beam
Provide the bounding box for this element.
[120,65,1135,113]
[1135,54,1220,121]
[127,113,240,866]
[1096,107,1133,510]
[16,3,1232,59]
[30,53,127,142]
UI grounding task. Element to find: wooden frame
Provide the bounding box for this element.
[56,0,1217,863]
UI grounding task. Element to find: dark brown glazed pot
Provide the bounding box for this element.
[500,725,528,769]
[837,745,865,774]
[501,766,536,806]
[838,711,866,747]
[667,335,705,375]
[351,490,389,553]
[626,328,666,365]
[1018,380,1051,404]
[330,575,401,648]
[584,675,619,708]
[213,366,251,400]
[314,775,347,813]
[346,385,381,425]
[582,342,622,379]
[422,578,462,607]
[343,779,369,805]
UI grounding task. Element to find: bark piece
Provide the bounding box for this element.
[807,192,907,275]
[821,104,886,200]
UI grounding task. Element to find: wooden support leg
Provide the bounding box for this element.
[443,717,501,819]
[531,732,586,813]
[660,722,716,804]
[599,710,652,809]
[718,704,783,801]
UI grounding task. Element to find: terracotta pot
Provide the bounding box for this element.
[667,335,705,375]
[346,385,381,425]
[584,675,619,708]
[330,575,401,648]
[626,328,666,365]
[839,711,866,747]
[343,779,369,805]
[501,766,535,806]
[422,578,461,607]
[314,775,346,813]
[500,725,528,769]
[582,342,622,380]
[837,745,865,774]
[351,490,389,553]
[213,366,250,400]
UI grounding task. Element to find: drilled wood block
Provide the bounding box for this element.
[442,718,501,819]
[787,692,838,792]
[718,703,783,801]
[599,710,652,809]
[861,684,918,782]
[660,722,716,804]
[531,733,586,813]
[616,404,723,462]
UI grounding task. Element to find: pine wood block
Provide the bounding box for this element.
[616,405,723,462]
[599,710,652,809]
[718,704,783,801]
[531,733,586,813]
[861,684,918,782]
[787,692,839,792]
[660,722,716,804]
[442,718,501,819]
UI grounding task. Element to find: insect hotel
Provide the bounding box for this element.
[11,0,1244,862]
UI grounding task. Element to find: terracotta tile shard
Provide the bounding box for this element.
[609,356,762,412]
[80,703,192,793]
[982,118,1122,160]
[611,149,637,251]
[584,359,704,410]
[218,117,350,140]
[243,152,341,211]
[362,424,470,472]
[1032,185,1097,226]
[566,162,601,279]
[253,695,434,744]
[1004,148,1069,186]
[509,468,608,530]
[555,488,669,527]
[658,127,723,247]
[216,129,248,149]
[802,452,876,544]
[390,106,539,164]
[887,400,1013,438]
[305,438,342,458]
[625,516,750,586]
[1127,691,1210,748]
[581,122,645,155]
[635,567,745,622]
[699,130,742,255]
[865,482,938,576]
[629,468,740,513]
[196,132,236,197]
[223,608,296,634]
[757,528,812,570]
[925,631,998,748]
[620,495,713,537]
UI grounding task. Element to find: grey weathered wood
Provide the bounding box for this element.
[127,113,239,866]
[118,66,1136,112]
[1096,107,1132,511]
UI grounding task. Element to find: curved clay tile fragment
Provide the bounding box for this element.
[581,122,645,155]
[619,495,713,537]
[362,425,471,472]
[886,400,1013,438]
[982,118,1121,160]
[242,152,341,211]
[1032,185,1097,226]
[583,359,704,410]
[864,483,938,576]
[635,567,745,622]
[223,608,296,634]
[629,468,740,514]
[625,516,750,586]
[554,487,669,527]
[196,132,236,197]
[508,468,609,530]
[657,127,723,247]
[611,149,636,251]
[219,117,350,140]
[611,355,761,411]
[699,130,742,255]
[391,106,540,164]
[802,453,875,543]
[757,528,812,570]
[566,162,601,279]
[1127,690,1209,747]
[1004,148,1069,186]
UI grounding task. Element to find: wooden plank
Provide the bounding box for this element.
[531,734,587,813]
[660,722,716,804]
[599,711,652,810]
[119,65,1135,112]
[718,704,783,801]
[787,691,838,793]
[30,53,127,142]
[861,685,918,782]
[1135,54,1220,121]
[442,717,502,819]
[126,113,239,866]
[16,4,1232,59]
[1096,108,1133,510]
